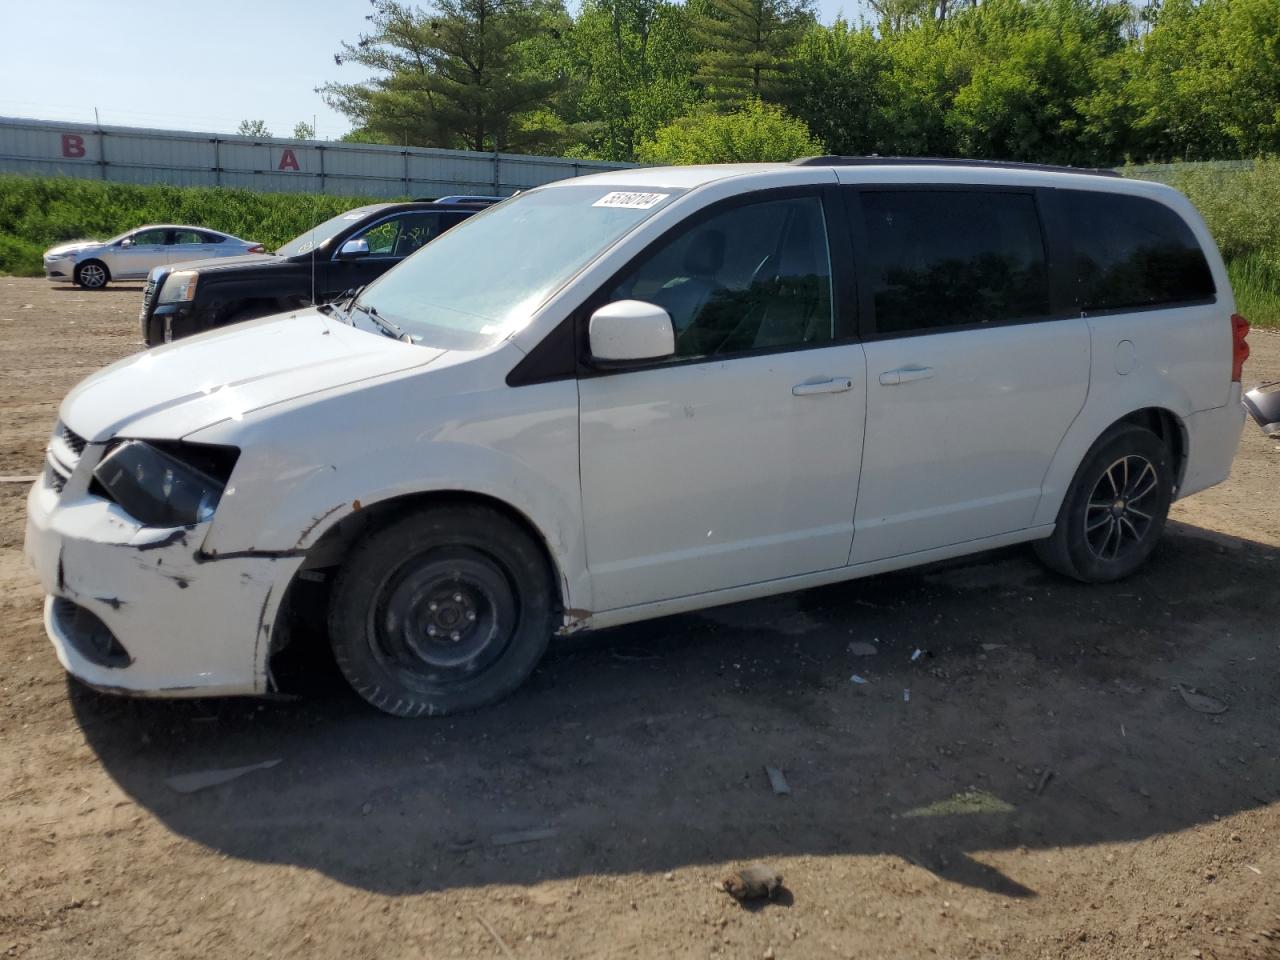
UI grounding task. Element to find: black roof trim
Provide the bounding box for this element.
[790,156,1122,179]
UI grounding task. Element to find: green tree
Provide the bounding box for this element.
[692,0,815,108]
[784,20,887,155]
[322,0,566,151]
[944,0,1131,164]
[292,121,316,139]
[636,98,821,163]
[556,0,698,161]
[237,119,273,138]
[1126,0,1280,161]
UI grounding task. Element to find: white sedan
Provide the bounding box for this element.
[43,225,264,289]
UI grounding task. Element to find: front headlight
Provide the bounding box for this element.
[92,440,238,527]
[158,270,199,303]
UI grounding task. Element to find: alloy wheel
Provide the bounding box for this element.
[1083,454,1159,562]
[79,264,106,288]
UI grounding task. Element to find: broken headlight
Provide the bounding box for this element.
[92,440,238,527]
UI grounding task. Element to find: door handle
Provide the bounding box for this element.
[792,377,853,396]
[878,366,935,386]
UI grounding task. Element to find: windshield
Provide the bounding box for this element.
[276,205,389,257]
[354,185,683,347]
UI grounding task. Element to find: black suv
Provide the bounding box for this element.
[140,200,489,345]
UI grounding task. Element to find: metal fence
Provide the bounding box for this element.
[0,116,635,198]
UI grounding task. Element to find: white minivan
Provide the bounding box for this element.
[26,159,1249,716]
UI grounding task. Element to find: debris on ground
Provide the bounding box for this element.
[903,688,911,702]
[1035,769,1054,795]
[911,648,924,662]
[476,914,517,959]
[163,759,281,794]
[764,766,791,796]
[847,641,878,656]
[850,674,869,685]
[1176,683,1229,715]
[722,864,784,901]
[489,827,559,847]
[0,475,40,484]
[980,643,1006,652]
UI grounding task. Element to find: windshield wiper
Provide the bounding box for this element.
[316,286,363,323]
[348,299,412,342]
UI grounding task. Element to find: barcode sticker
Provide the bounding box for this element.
[592,191,670,210]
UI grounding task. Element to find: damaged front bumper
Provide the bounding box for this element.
[25,462,302,698]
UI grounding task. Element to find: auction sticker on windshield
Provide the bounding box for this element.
[592,192,670,209]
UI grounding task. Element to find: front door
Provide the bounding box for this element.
[578,191,868,612]
[109,228,170,279]
[842,185,1091,563]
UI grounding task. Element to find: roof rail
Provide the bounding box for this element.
[790,156,1122,179]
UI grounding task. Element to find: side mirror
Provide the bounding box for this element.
[338,238,370,259]
[589,300,675,364]
[119,238,134,248]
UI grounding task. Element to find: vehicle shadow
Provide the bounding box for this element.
[70,524,1280,898]
[50,285,145,292]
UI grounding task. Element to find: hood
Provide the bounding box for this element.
[61,309,444,442]
[161,252,278,274]
[45,240,101,257]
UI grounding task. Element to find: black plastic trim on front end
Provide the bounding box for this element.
[52,598,133,668]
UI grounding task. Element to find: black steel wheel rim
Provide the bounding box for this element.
[1084,454,1159,562]
[369,548,516,685]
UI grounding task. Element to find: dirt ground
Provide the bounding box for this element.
[1,275,1278,960]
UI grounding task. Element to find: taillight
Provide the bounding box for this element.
[1231,313,1250,382]
[248,244,265,254]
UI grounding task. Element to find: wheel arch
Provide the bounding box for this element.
[1115,407,1188,491]
[1035,404,1190,527]
[267,488,574,681]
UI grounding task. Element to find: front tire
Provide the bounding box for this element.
[1035,424,1174,582]
[75,260,110,289]
[328,505,556,717]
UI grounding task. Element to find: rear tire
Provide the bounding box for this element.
[1035,424,1174,582]
[75,260,110,289]
[328,505,556,717]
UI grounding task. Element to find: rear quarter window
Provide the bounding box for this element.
[1061,190,1215,313]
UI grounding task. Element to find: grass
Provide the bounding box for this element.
[0,175,387,277]
[1135,157,1280,329]
[1230,254,1280,329]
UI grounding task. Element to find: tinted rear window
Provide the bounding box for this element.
[1061,190,1214,312]
[859,190,1051,334]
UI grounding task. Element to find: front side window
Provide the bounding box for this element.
[860,190,1050,334]
[130,229,169,246]
[356,185,682,346]
[1061,190,1215,312]
[276,206,389,257]
[356,212,443,257]
[607,195,834,359]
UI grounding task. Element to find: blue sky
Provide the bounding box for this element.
[1,0,866,140]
